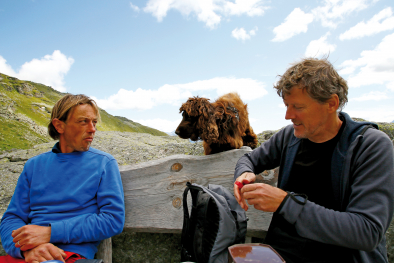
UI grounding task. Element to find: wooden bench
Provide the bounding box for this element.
[97,147,277,262]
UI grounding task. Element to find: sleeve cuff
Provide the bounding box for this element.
[278,192,308,224]
[49,221,66,243]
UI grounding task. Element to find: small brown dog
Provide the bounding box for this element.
[175,92,258,155]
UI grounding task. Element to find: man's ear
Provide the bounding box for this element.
[52,118,65,134]
[327,94,339,113]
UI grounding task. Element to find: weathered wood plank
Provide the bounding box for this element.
[96,237,112,263]
[119,147,276,238]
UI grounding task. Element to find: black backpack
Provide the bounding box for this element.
[181,182,248,263]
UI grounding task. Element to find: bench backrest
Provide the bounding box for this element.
[119,147,274,238]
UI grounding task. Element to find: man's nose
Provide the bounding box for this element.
[87,121,96,132]
[285,107,294,120]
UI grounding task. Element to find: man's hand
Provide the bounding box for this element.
[23,243,67,263]
[242,183,287,212]
[234,172,256,211]
[12,225,51,251]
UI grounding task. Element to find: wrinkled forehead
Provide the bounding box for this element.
[68,103,98,120]
[282,85,315,104]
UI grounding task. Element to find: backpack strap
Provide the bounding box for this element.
[351,124,375,161]
[181,182,201,262]
[360,124,374,135]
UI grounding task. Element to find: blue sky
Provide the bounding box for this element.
[1,0,394,133]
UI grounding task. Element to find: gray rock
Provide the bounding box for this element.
[112,231,181,263]
[388,220,394,263]
[257,129,281,146]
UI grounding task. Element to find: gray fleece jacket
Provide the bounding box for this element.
[234,112,394,262]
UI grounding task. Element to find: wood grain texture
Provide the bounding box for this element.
[119,147,276,238]
[96,237,112,263]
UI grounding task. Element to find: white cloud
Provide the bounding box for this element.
[272,8,314,42]
[351,91,389,101]
[143,0,268,29]
[175,77,268,101]
[135,118,182,133]
[272,0,377,41]
[232,27,258,41]
[130,2,140,12]
[305,32,337,57]
[92,86,193,111]
[312,0,377,28]
[340,7,394,40]
[223,0,268,16]
[232,28,249,41]
[0,56,16,76]
[339,32,394,90]
[249,26,258,36]
[0,50,74,92]
[94,77,268,110]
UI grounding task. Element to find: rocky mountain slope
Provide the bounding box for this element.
[0,73,167,152]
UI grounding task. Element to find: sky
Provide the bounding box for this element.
[1,0,394,134]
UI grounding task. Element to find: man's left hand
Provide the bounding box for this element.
[12,225,51,251]
[23,243,67,263]
[242,183,287,212]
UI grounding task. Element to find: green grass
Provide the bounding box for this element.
[0,116,50,151]
[377,122,394,140]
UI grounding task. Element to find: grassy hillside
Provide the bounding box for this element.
[0,73,167,152]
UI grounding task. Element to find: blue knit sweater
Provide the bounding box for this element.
[0,143,125,259]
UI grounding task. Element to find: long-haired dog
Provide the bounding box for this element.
[175,92,258,155]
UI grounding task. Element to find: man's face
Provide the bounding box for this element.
[58,104,97,153]
[283,85,331,143]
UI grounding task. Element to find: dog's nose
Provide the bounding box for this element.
[175,129,180,135]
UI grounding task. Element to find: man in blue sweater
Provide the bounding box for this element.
[0,94,125,263]
[234,58,394,262]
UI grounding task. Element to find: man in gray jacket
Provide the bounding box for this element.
[234,58,394,262]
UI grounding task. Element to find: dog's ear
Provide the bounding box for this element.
[204,115,219,144]
[197,98,211,118]
[197,99,219,143]
[197,114,219,143]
